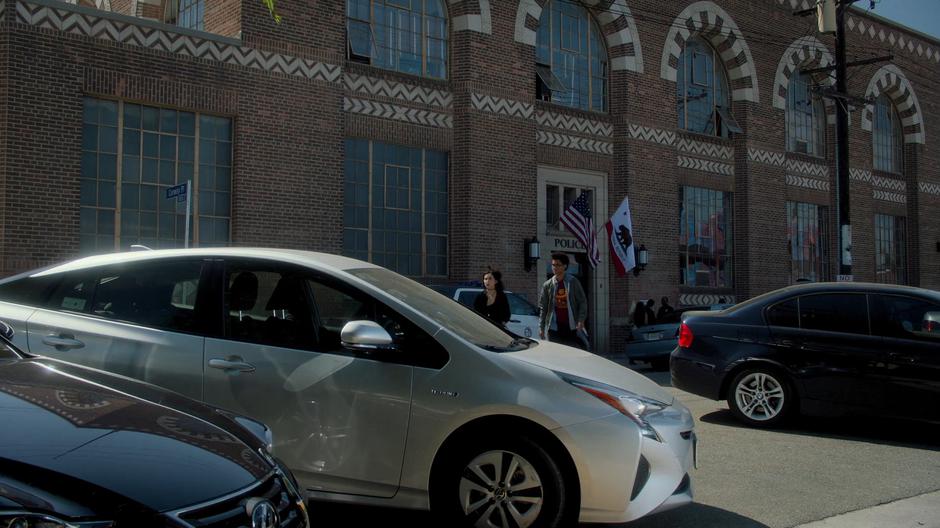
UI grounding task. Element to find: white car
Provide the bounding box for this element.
[431,285,541,338]
[0,248,696,526]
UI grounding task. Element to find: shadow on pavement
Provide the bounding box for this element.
[312,500,767,528]
[699,409,940,451]
[587,502,770,528]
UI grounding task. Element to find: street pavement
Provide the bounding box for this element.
[312,354,940,527]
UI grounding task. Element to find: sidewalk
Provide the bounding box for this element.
[792,491,940,528]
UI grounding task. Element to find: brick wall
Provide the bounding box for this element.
[1,0,938,352]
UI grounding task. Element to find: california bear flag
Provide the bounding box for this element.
[605,196,636,276]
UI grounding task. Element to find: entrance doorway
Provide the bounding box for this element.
[537,166,609,353]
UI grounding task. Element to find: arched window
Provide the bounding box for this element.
[873,95,903,173]
[535,0,608,112]
[786,73,825,156]
[347,0,448,80]
[676,39,740,137]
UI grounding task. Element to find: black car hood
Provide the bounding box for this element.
[0,359,271,513]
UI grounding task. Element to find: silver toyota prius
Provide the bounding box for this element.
[0,248,696,526]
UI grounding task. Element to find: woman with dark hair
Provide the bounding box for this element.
[473,269,511,326]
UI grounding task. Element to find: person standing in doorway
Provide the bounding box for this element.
[538,253,587,348]
[657,296,675,319]
[473,269,511,326]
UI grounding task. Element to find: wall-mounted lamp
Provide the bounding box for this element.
[633,244,649,277]
[524,237,541,272]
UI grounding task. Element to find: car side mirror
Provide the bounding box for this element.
[340,320,397,351]
[923,311,940,333]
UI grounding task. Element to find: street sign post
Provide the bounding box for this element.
[165,180,192,248]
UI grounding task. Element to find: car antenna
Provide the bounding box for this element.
[129,244,153,251]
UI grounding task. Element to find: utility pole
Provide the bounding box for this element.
[834,1,852,280]
[795,0,890,281]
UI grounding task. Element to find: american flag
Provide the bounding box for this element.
[561,191,601,268]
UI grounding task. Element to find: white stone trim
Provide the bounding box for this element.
[772,36,835,110]
[659,1,759,103]
[861,64,926,144]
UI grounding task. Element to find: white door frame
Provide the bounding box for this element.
[537,166,609,354]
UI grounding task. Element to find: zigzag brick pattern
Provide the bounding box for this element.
[17,1,342,83]
[627,124,675,146]
[343,73,452,109]
[871,175,905,191]
[343,97,452,128]
[470,93,533,119]
[680,294,736,307]
[535,111,612,137]
[786,174,829,191]
[919,182,940,196]
[676,138,733,160]
[748,148,786,167]
[873,190,906,204]
[786,159,829,178]
[678,156,734,176]
[536,131,613,155]
[849,168,873,183]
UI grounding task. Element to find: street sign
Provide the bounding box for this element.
[166,183,188,203]
[836,274,854,282]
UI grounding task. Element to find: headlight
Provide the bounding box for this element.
[561,374,668,442]
[1,513,112,528]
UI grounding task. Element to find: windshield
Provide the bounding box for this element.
[348,268,536,352]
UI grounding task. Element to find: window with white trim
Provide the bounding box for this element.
[873,95,903,173]
[534,0,608,112]
[786,73,826,156]
[676,39,739,137]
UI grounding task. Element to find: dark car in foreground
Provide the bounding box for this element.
[671,283,940,427]
[0,321,308,528]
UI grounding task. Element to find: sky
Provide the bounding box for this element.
[861,0,940,40]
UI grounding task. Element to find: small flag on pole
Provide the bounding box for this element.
[561,191,601,268]
[605,196,636,276]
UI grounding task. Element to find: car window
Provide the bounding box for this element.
[456,290,476,308]
[506,292,538,316]
[89,260,204,332]
[798,293,869,335]
[348,268,526,351]
[869,294,940,342]
[47,270,98,313]
[225,267,316,350]
[766,298,799,328]
[0,271,60,307]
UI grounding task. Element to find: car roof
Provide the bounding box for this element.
[28,248,381,277]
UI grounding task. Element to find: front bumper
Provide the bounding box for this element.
[553,403,696,524]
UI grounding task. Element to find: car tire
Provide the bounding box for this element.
[435,435,573,528]
[727,366,794,427]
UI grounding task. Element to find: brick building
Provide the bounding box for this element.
[1,0,938,353]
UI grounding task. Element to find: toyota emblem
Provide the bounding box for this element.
[245,498,278,528]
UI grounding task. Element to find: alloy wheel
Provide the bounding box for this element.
[458,449,544,528]
[734,371,786,422]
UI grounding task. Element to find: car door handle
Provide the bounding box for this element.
[42,334,85,351]
[510,319,521,323]
[208,358,256,373]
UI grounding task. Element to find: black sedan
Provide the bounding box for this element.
[0,321,309,528]
[671,282,940,427]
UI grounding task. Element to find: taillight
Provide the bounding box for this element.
[678,323,694,348]
[926,320,937,333]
